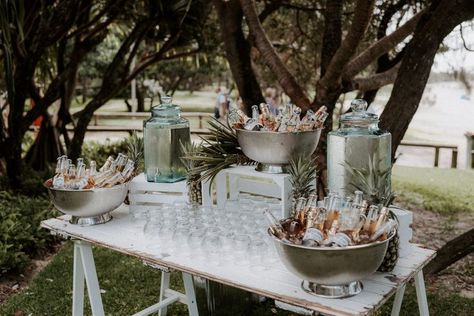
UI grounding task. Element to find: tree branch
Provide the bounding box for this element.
[459,23,474,52]
[126,31,182,82]
[318,0,375,90]
[343,10,424,79]
[65,0,120,40]
[424,228,474,276]
[162,48,200,60]
[320,0,343,77]
[258,0,283,22]
[346,63,400,92]
[240,0,310,109]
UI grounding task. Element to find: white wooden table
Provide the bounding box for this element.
[41,205,435,316]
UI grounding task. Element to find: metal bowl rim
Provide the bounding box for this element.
[267,228,395,251]
[235,128,322,135]
[43,181,129,193]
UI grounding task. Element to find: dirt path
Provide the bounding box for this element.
[0,246,60,304]
[403,203,474,297]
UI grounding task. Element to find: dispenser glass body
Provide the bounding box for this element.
[327,100,392,197]
[144,97,190,183]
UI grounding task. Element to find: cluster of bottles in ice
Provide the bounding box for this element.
[230,103,328,132]
[47,154,135,190]
[266,191,397,247]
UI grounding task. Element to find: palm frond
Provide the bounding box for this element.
[180,116,255,186]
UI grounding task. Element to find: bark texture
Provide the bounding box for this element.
[380,0,474,157]
[239,0,311,109]
[213,0,265,113]
[424,228,474,276]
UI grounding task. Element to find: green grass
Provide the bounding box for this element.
[392,166,474,215]
[2,242,473,316]
[2,166,474,315]
[71,90,216,112]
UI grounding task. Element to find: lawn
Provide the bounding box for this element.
[1,166,473,315]
[392,165,474,215]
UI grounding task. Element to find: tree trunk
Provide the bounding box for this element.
[4,62,33,188]
[25,112,63,170]
[213,0,265,114]
[424,228,474,276]
[136,83,145,112]
[380,0,474,157]
[320,0,343,77]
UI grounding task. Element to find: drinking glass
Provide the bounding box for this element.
[233,234,251,266]
[129,209,149,229]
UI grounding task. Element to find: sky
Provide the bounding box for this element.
[432,23,474,73]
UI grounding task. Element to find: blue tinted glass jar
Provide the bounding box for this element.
[143,96,190,182]
[327,99,392,197]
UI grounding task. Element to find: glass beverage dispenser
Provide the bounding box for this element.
[327,99,392,197]
[144,96,190,182]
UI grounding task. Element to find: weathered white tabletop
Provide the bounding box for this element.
[41,205,435,316]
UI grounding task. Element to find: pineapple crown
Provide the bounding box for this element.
[342,152,395,206]
[288,154,317,200]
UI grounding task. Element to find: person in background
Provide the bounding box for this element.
[215,87,229,120]
[265,87,279,115]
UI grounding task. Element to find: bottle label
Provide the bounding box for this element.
[302,228,323,242]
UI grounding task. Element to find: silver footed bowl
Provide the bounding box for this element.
[268,229,394,287]
[235,128,321,173]
[45,182,129,224]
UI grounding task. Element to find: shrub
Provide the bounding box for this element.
[81,138,129,167]
[0,191,58,276]
[0,137,129,276]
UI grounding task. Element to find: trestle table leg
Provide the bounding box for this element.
[76,241,105,316]
[414,270,430,316]
[73,243,85,316]
[182,273,199,316]
[390,284,406,316]
[158,271,171,316]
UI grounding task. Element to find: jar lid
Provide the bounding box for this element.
[340,99,378,126]
[151,95,180,117]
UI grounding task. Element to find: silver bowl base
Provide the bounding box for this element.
[301,280,363,298]
[70,213,113,226]
[255,163,288,174]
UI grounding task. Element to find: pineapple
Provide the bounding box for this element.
[126,131,144,177]
[288,154,317,211]
[378,231,400,272]
[344,153,399,272]
[343,153,392,205]
[180,141,204,205]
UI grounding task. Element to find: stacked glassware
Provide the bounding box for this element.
[130,194,283,269]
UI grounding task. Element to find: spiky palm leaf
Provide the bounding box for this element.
[342,153,393,205]
[288,154,317,200]
[126,131,144,176]
[180,141,203,177]
[181,117,255,185]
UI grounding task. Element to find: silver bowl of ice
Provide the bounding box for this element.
[45,183,129,225]
[235,129,321,173]
[268,229,394,298]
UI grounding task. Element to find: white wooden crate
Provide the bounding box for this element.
[202,165,296,218]
[129,173,187,212]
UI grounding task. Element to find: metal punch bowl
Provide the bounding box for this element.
[45,183,129,225]
[268,229,394,298]
[236,128,321,173]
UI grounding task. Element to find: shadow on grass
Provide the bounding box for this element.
[1,243,473,315]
